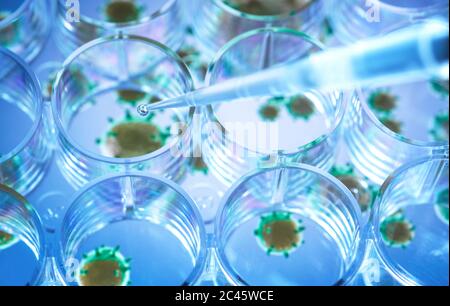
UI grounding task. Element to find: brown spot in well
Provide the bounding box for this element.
[177,47,199,64]
[46,82,53,99]
[105,0,140,23]
[118,89,146,103]
[0,230,14,245]
[338,175,372,212]
[372,93,397,112]
[106,122,166,158]
[385,221,413,245]
[0,12,17,44]
[190,156,208,174]
[79,260,123,286]
[259,104,279,121]
[287,95,315,119]
[226,0,310,16]
[262,219,300,252]
[381,118,402,134]
[149,96,161,104]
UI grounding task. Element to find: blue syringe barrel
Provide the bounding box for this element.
[287,19,449,94]
[199,20,448,106]
[139,20,449,113]
[348,20,448,87]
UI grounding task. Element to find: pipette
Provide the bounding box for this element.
[137,20,449,116]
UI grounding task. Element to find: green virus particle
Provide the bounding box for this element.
[44,77,55,100]
[149,95,161,104]
[286,95,316,120]
[254,211,305,258]
[0,155,22,185]
[42,71,58,101]
[224,0,310,16]
[434,188,449,224]
[189,156,208,174]
[67,66,97,98]
[330,165,376,213]
[104,0,144,23]
[380,213,415,249]
[0,230,18,251]
[97,110,171,158]
[48,67,95,103]
[430,79,449,98]
[319,17,334,43]
[430,112,449,142]
[321,17,334,38]
[77,246,131,286]
[259,103,280,122]
[116,89,147,107]
[177,46,202,65]
[177,46,208,79]
[368,90,397,115]
[189,147,208,175]
[0,11,18,46]
[380,117,402,134]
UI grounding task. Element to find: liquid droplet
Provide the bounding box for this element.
[137,104,149,117]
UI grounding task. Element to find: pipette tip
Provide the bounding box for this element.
[137,104,150,117]
[137,95,187,115]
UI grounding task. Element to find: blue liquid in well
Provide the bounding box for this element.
[0,0,24,12]
[224,212,344,286]
[381,203,449,286]
[0,239,40,286]
[74,220,196,286]
[0,99,32,157]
